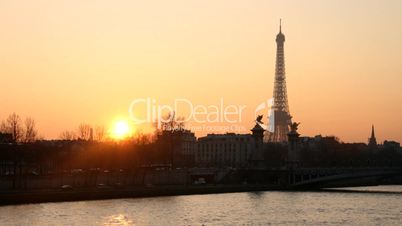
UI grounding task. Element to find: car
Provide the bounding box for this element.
[61,185,73,190]
[31,171,39,176]
[193,178,206,185]
[97,183,109,189]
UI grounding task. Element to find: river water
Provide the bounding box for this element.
[1,186,401,225]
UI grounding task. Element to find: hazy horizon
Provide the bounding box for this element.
[1,0,402,143]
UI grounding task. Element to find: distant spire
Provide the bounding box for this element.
[279,19,282,33]
[371,124,375,138]
[368,124,378,149]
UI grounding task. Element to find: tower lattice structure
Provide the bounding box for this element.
[268,20,292,142]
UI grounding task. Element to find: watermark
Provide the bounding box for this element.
[128,97,274,133]
[188,124,247,133]
[254,98,274,132]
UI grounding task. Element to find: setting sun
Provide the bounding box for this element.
[111,120,132,140]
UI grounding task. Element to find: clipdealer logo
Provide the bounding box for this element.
[128,97,274,131]
[128,98,246,129]
[254,98,274,132]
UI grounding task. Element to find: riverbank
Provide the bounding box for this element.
[0,184,280,205]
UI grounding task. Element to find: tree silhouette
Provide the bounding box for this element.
[24,117,38,143]
[59,130,76,140]
[5,113,24,142]
[77,123,92,140]
[159,111,186,132]
[94,125,105,141]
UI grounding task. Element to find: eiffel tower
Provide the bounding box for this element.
[268,20,292,142]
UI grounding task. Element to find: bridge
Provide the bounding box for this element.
[191,166,402,189]
[281,130,402,189]
[286,167,402,189]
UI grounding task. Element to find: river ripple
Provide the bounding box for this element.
[0,186,401,225]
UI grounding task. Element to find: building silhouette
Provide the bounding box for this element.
[156,129,196,167]
[196,133,254,168]
[268,20,292,142]
[195,120,265,168]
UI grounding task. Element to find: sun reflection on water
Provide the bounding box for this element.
[104,214,134,226]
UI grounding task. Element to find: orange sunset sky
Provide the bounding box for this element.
[1,0,401,143]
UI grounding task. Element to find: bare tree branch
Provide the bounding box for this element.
[94,125,105,141]
[59,130,76,140]
[77,123,92,140]
[5,113,24,142]
[24,117,38,143]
